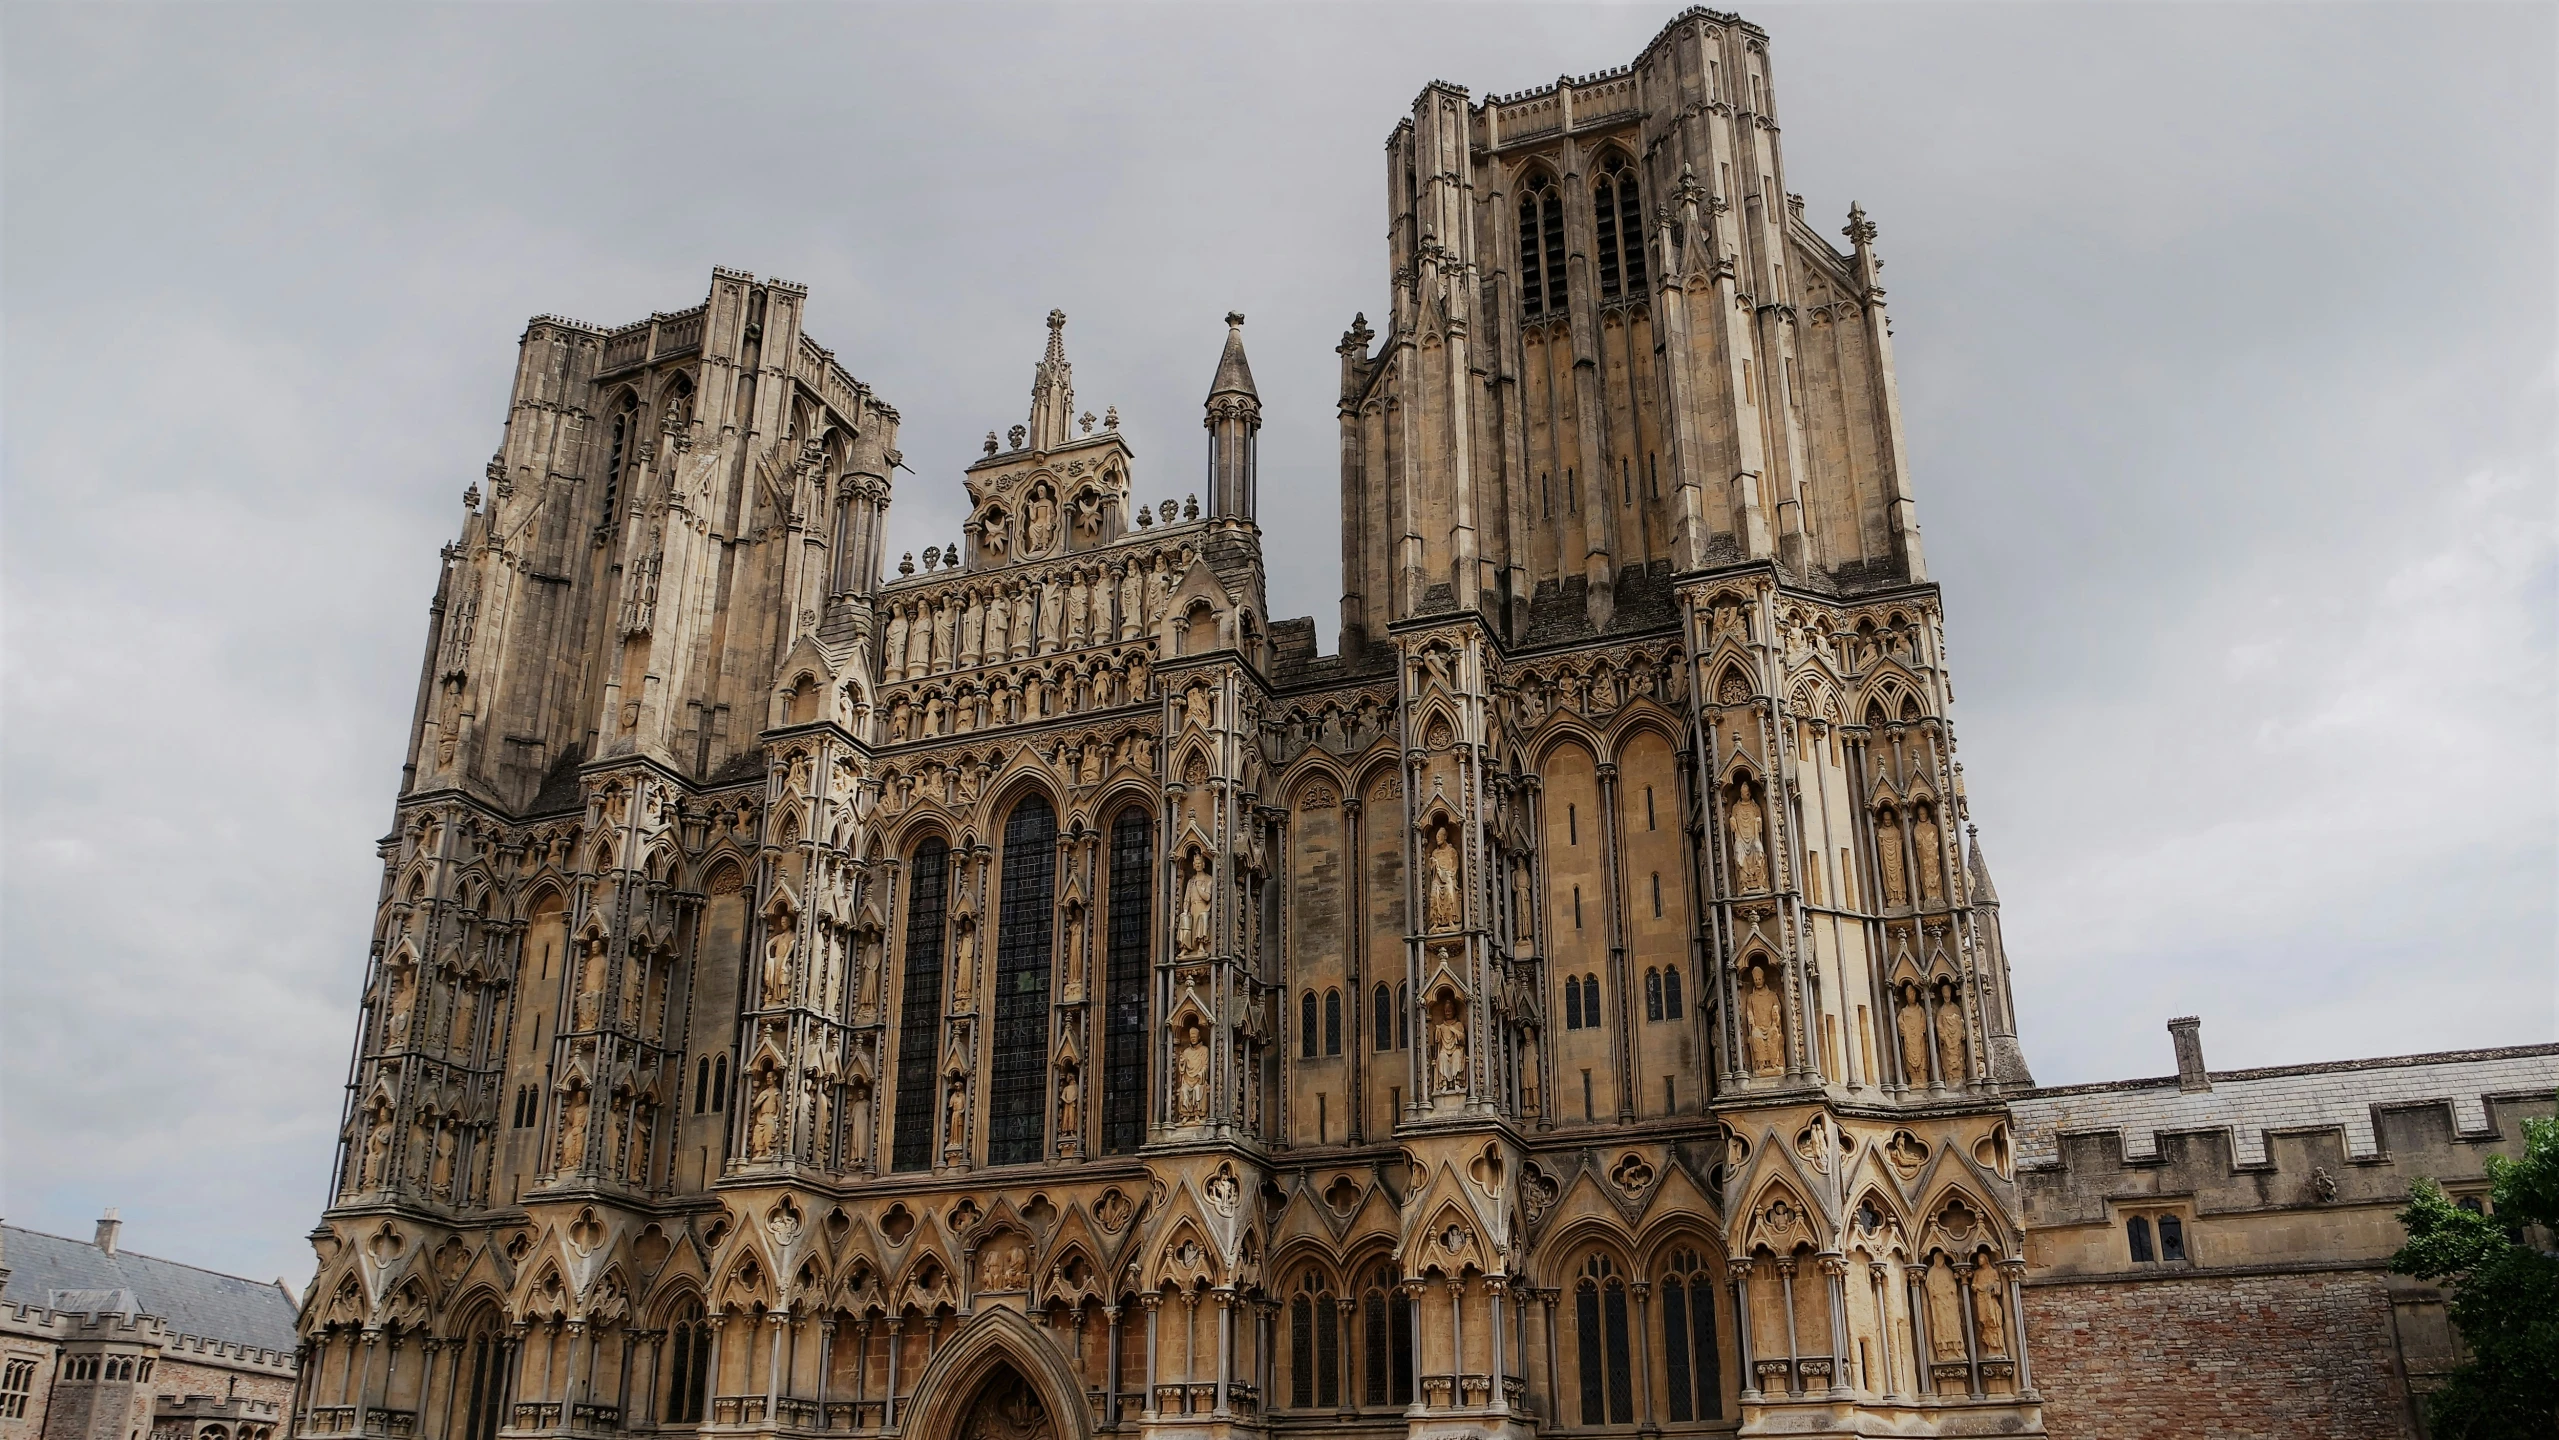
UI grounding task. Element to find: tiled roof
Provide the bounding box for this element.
[2011,1044,2559,1170]
[1,1225,298,1353]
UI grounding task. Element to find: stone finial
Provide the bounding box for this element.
[921,548,939,572]
[463,482,481,512]
[900,552,917,576]
[1080,411,1096,434]
[2167,1016,2210,1093]
[1183,494,1200,520]
[943,544,960,568]
[1138,505,1153,528]
[1009,424,1027,450]
[1844,202,1878,249]
[1103,406,1119,429]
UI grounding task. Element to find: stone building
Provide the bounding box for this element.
[0,1216,298,1440]
[289,7,2554,1440]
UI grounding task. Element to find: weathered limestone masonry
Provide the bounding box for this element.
[292,8,2551,1440]
[2012,1025,2559,1440]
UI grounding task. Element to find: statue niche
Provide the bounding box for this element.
[1424,821,1462,932]
[1727,780,1770,892]
[959,1366,1052,1440]
[1741,960,1786,1077]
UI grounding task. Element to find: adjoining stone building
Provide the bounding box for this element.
[287,7,2555,1440]
[0,1216,298,1440]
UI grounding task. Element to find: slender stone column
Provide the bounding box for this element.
[1775,1259,1802,1395]
[764,1313,787,1422]
[414,1340,440,1440]
[701,1314,726,1419]
[1821,1255,1853,1398]
[1140,1295,1161,1419]
[1212,1288,1234,1417]
[1629,1282,1654,1426]
[881,1319,901,1429]
[1103,1306,1122,1425]
[1401,1281,1428,1416]
[1486,1279,1507,1414]
[1334,1298,1357,1418]
[1868,1264,1901,1400]
[1903,1265,1932,1396]
[1446,1280,1465,1398]
[1727,1262,1758,1402]
[1957,1262,1983,1399]
[815,1317,834,1421]
[2001,1260,2034,1395]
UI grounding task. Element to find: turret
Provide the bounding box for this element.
[1027,307,1075,452]
[1203,311,1260,523]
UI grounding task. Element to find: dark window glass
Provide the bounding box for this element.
[1517,178,1550,319]
[1646,969,1664,1022]
[1290,1297,1314,1408]
[693,1060,709,1116]
[891,840,950,1171]
[1576,1285,1605,1425]
[1396,984,1409,1050]
[1301,992,1319,1060]
[1541,187,1566,316]
[989,798,1058,1165]
[1373,984,1393,1051]
[1617,162,1648,294]
[1103,811,1151,1153]
[1388,1273,1413,1404]
[1690,1270,1721,1416]
[1323,990,1342,1057]
[2158,1215,2186,1262]
[2125,1216,2154,1263]
[1663,1276,1692,1422]
[713,1055,727,1113]
[1604,1284,1634,1424]
[1565,977,1584,1032]
[1316,1293,1340,1406]
[1664,967,1683,1019]
[462,1328,506,1440]
[1363,1290,1390,1406]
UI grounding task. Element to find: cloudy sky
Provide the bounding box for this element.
[3,1,2551,1291]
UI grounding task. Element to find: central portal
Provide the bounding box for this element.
[960,1364,1054,1440]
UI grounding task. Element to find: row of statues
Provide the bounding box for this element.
[879,549,1189,684]
[882,651,1153,741]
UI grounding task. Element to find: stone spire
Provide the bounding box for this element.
[1027,307,1075,451]
[1203,312,1261,521]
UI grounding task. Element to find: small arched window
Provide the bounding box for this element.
[663,1300,713,1424]
[1565,977,1585,1031]
[2157,1215,2187,1262]
[1663,967,1684,1019]
[601,391,637,529]
[1575,1253,1634,1426]
[1361,1264,1413,1407]
[1644,969,1664,1022]
[1301,991,1320,1060]
[458,1314,507,1440]
[1288,1272,1339,1409]
[1323,989,1343,1056]
[1517,172,1567,320]
[712,1054,728,1113]
[1583,975,1603,1028]
[693,1059,710,1115]
[2125,1216,2154,1263]
[1659,1247,1723,1420]
[1373,982,1394,1051]
[1594,154,1648,303]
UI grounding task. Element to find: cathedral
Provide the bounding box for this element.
[290,9,2555,1440]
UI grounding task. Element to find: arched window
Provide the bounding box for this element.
[1575,1254,1633,1426]
[1301,992,1320,1060]
[1645,969,1664,1022]
[712,1055,727,1113]
[1594,154,1648,302]
[692,1060,709,1116]
[2125,1216,2154,1263]
[1103,809,1152,1153]
[1289,1272,1339,1408]
[1659,1247,1723,1420]
[2157,1215,2187,1262]
[1664,966,1684,1019]
[459,1314,507,1440]
[891,838,950,1172]
[1517,172,1567,320]
[601,391,636,529]
[1323,989,1342,1057]
[663,1300,713,1424]
[989,797,1059,1165]
[1372,983,1394,1051]
[1565,976,1585,1031]
[1396,983,1409,1050]
[1362,1265,1413,1407]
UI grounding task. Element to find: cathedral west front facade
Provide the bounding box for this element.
[289,9,2558,1440]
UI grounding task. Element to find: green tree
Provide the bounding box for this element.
[2390,1098,2559,1440]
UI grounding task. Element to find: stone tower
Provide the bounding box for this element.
[296,12,2043,1440]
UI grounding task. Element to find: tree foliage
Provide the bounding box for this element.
[2389,1099,2559,1440]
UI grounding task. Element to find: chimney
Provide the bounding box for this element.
[2167,1017,2211,1093]
[94,1208,121,1256]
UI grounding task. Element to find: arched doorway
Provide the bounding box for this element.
[959,1364,1052,1440]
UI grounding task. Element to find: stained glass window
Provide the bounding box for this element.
[988,798,1057,1165]
[890,839,949,1172]
[1103,810,1151,1153]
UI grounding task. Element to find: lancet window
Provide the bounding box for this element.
[1518,171,1567,320]
[890,838,950,1172]
[1575,1253,1635,1426]
[1102,809,1151,1153]
[1659,1247,1724,1421]
[988,796,1058,1165]
[663,1300,713,1424]
[601,391,636,529]
[457,1315,507,1440]
[1360,1265,1413,1407]
[1594,154,1648,302]
[1289,1271,1341,1409]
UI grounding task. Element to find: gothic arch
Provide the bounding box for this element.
[896,1307,1094,1440]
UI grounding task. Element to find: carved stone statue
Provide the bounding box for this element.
[1023,489,1058,554]
[883,608,910,680]
[1971,1266,2007,1354]
[905,605,930,675]
[1055,1063,1080,1137]
[944,1080,968,1151]
[1432,999,1468,1093]
[983,589,1009,658]
[1925,1261,1967,1360]
[1897,982,1930,1085]
[980,1241,1028,1292]
[1066,571,1090,645]
[954,920,979,997]
[362,1111,392,1189]
[430,1122,456,1196]
[1729,787,1769,891]
[1118,565,1143,640]
[761,926,795,1008]
[1934,981,1966,1085]
[1010,589,1034,658]
[1742,964,1785,1076]
[1176,852,1215,957]
[931,598,956,672]
[1424,823,1462,932]
[1183,685,1212,731]
[1037,580,1063,652]
[749,1072,782,1157]
[1916,812,1945,903]
[559,1086,590,1167]
[1173,1020,1211,1124]
[1879,822,1909,907]
[1059,913,1085,1000]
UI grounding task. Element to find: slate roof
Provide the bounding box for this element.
[1,1225,300,1353]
